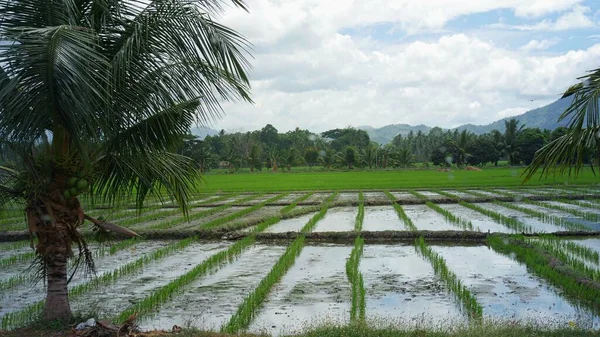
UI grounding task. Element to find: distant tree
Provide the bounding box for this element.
[248,144,263,173]
[503,119,525,165]
[394,148,415,168]
[343,147,357,169]
[516,128,546,165]
[318,148,335,170]
[282,148,298,171]
[466,137,500,166]
[361,145,377,169]
[303,147,319,167]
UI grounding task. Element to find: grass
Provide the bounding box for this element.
[384,191,417,230]
[414,237,483,319]
[346,237,366,322]
[355,192,364,232]
[198,168,600,192]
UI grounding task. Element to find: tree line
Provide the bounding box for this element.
[179,119,567,172]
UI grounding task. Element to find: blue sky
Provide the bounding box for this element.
[214,0,600,133]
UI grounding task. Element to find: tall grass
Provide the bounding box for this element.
[414,237,483,319]
[221,235,306,333]
[494,201,589,232]
[355,192,365,232]
[384,191,417,230]
[458,201,533,233]
[346,236,366,322]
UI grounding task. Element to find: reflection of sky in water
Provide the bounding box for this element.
[363,206,405,231]
[403,205,458,231]
[433,246,600,328]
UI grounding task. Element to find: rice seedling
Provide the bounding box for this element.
[425,201,474,230]
[414,237,483,320]
[384,191,417,231]
[458,201,533,233]
[282,205,320,219]
[355,192,364,232]
[280,192,314,214]
[116,235,256,325]
[488,235,600,312]
[432,189,461,200]
[525,199,600,223]
[221,235,306,333]
[346,236,365,322]
[201,194,288,230]
[556,198,600,211]
[534,235,600,265]
[145,194,268,230]
[494,201,589,232]
[526,237,600,281]
[0,240,31,252]
[408,190,428,200]
[300,192,338,233]
[0,251,35,268]
[1,237,201,329]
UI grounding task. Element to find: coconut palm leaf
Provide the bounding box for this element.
[524,67,600,182]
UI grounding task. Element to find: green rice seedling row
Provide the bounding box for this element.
[384,191,417,230]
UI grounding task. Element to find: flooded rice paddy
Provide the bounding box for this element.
[2,186,600,334]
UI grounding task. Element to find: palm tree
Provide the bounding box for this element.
[0,0,251,322]
[504,119,524,165]
[524,68,600,181]
[360,145,377,169]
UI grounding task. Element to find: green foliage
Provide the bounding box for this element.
[414,237,483,319]
[384,191,417,230]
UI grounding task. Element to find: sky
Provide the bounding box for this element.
[209,0,600,133]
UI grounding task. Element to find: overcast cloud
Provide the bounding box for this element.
[209,0,600,133]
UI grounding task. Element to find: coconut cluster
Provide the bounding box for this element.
[64,177,88,199]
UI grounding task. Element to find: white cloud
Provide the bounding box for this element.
[207,1,600,133]
[491,5,595,31]
[496,107,529,119]
[520,39,559,51]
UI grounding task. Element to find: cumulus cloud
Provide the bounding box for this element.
[520,39,560,51]
[210,0,600,132]
[491,5,596,31]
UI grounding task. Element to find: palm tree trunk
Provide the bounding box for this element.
[44,251,71,320]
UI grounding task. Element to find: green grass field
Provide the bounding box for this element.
[199,167,599,192]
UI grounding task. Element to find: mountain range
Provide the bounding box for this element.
[189,97,573,144]
[360,97,572,144]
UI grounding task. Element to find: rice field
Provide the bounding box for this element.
[2,185,600,335]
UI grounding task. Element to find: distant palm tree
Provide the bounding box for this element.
[0,0,251,321]
[524,67,600,180]
[504,119,525,165]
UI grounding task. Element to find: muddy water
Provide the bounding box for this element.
[249,244,352,336]
[0,240,171,318]
[0,245,34,260]
[440,190,476,200]
[362,206,406,231]
[305,193,331,203]
[313,207,356,232]
[363,192,387,203]
[434,245,600,328]
[264,213,315,233]
[465,189,500,198]
[416,191,446,200]
[278,193,305,203]
[437,204,510,233]
[493,189,536,199]
[140,244,286,331]
[173,207,248,230]
[479,203,563,233]
[337,193,357,202]
[403,205,459,231]
[543,201,600,216]
[523,204,596,231]
[360,244,465,326]
[390,192,420,202]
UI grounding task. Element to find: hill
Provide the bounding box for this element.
[360,97,572,144]
[190,126,219,139]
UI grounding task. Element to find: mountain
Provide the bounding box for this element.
[190,126,219,139]
[359,97,573,144]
